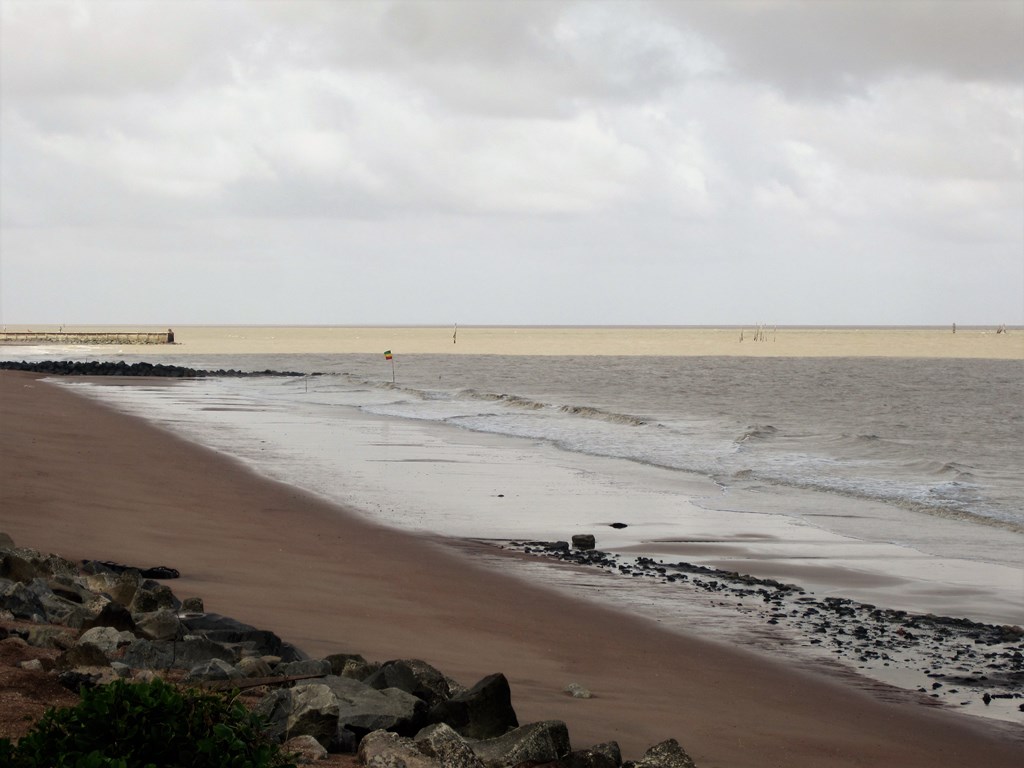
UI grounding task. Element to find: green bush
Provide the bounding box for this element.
[8,678,296,768]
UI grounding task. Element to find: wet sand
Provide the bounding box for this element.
[1,371,1021,766]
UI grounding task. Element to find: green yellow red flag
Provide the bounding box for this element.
[384,350,393,360]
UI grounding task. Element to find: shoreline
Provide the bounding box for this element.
[1,370,1021,765]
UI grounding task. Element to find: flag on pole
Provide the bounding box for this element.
[384,350,393,360]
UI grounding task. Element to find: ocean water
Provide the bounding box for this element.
[5,327,1024,720]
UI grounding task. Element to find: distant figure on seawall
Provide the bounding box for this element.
[167,328,175,343]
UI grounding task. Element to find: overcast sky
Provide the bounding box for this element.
[1,0,1021,326]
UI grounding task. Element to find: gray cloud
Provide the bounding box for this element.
[0,0,1021,325]
[659,0,1024,97]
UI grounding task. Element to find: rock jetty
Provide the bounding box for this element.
[0,360,313,378]
[0,535,697,767]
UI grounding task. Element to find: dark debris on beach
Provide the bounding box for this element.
[499,538,1024,716]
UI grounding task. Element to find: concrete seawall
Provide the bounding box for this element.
[0,330,175,345]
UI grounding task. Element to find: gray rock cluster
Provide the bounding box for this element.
[0,535,700,766]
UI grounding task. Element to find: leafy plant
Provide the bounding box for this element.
[8,678,296,768]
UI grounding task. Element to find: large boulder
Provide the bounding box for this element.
[468,720,572,768]
[325,652,374,679]
[366,659,452,708]
[277,658,332,677]
[1,581,46,621]
[257,683,340,748]
[1,551,40,583]
[237,655,274,678]
[282,734,329,764]
[76,626,133,657]
[83,569,142,608]
[428,673,517,740]
[185,658,243,683]
[625,739,697,768]
[21,578,93,627]
[55,642,110,671]
[414,722,484,768]
[319,675,426,737]
[566,752,619,768]
[256,676,426,748]
[80,601,136,633]
[119,636,235,671]
[134,609,182,641]
[170,635,237,667]
[357,730,441,768]
[129,581,180,614]
[181,613,307,661]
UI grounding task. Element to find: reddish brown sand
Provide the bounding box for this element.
[1,371,1021,766]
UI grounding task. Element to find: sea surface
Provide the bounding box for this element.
[4,326,1023,721]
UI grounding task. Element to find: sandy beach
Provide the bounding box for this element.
[3,323,1022,359]
[1,370,1021,766]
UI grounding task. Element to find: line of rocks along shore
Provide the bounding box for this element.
[495,533,1023,719]
[0,360,317,378]
[0,534,697,768]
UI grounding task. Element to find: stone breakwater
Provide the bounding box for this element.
[0,360,314,378]
[499,538,1024,718]
[0,535,696,768]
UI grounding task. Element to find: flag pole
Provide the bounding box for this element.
[384,350,394,383]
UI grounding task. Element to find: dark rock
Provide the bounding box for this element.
[282,734,328,764]
[181,596,204,614]
[77,626,132,657]
[257,683,340,747]
[84,569,142,607]
[134,609,182,641]
[428,672,518,740]
[181,613,306,661]
[1,581,46,621]
[468,720,572,768]
[1,552,40,583]
[357,730,441,767]
[414,722,485,768]
[56,642,110,670]
[185,658,243,683]
[170,635,237,667]
[565,749,621,768]
[81,601,136,633]
[120,636,234,670]
[0,360,314,378]
[277,658,332,677]
[318,675,427,737]
[366,659,452,708]
[130,582,180,614]
[57,669,101,692]
[325,652,373,679]
[627,738,697,768]
[591,742,624,766]
[140,566,180,579]
[331,725,360,754]
[572,535,597,550]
